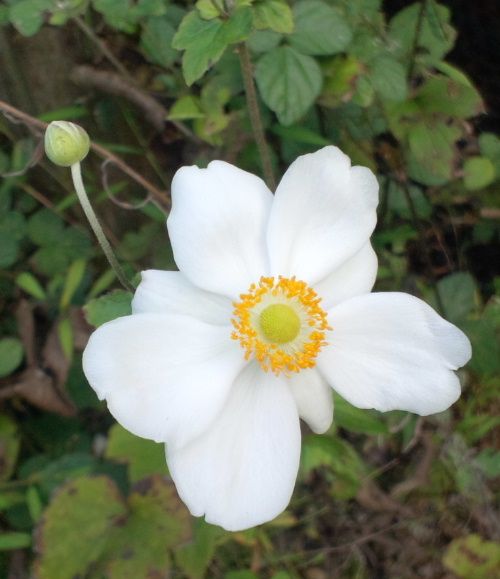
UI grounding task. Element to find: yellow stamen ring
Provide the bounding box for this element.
[231,276,331,375]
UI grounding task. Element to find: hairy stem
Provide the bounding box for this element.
[238,43,276,191]
[70,163,135,292]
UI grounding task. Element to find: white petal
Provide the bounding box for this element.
[266,146,379,284]
[167,362,301,531]
[132,270,232,325]
[288,369,333,434]
[318,293,472,415]
[167,161,273,299]
[82,313,244,446]
[314,242,378,309]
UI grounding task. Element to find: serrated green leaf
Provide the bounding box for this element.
[84,290,133,327]
[290,0,351,56]
[463,157,496,191]
[173,8,252,85]
[105,424,166,483]
[253,0,293,34]
[0,338,24,379]
[256,45,322,125]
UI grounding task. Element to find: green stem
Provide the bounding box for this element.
[70,163,135,292]
[238,43,276,191]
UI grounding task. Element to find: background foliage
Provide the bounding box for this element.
[0,0,499,577]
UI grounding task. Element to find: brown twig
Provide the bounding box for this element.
[70,65,200,144]
[0,98,170,209]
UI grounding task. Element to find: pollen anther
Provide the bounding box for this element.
[231,276,331,375]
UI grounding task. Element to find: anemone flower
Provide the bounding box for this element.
[83,146,471,531]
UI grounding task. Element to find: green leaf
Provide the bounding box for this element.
[0,211,26,241]
[0,234,19,268]
[247,29,282,53]
[34,476,127,579]
[169,95,205,120]
[84,290,133,327]
[15,272,46,300]
[443,534,500,579]
[92,0,138,32]
[0,415,20,481]
[388,2,456,65]
[416,77,483,118]
[0,338,24,379]
[301,435,365,499]
[28,209,65,247]
[369,56,407,102]
[60,259,86,310]
[96,476,191,578]
[255,46,322,125]
[290,0,351,56]
[140,16,177,67]
[436,272,478,324]
[105,424,166,483]
[8,0,51,36]
[253,0,293,34]
[333,394,388,435]
[479,133,500,169]
[0,532,31,550]
[407,123,461,186]
[176,519,225,579]
[463,157,496,191]
[173,8,252,85]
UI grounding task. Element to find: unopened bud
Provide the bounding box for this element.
[44,121,90,167]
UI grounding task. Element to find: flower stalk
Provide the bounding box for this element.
[70,162,135,292]
[238,43,276,191]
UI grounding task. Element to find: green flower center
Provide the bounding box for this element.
[259,304,301,344]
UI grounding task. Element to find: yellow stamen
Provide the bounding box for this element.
[231,276,331,375]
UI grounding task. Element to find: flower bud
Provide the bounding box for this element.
[44,121,90,167]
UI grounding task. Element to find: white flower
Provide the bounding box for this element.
[82,146,471,532]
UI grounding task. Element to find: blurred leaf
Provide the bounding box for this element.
[60,259,86,310]
[176,519,226,579]
[8,0,51,36]
[475,449,500,479]
[140,16,177,66]
[169,95,205,120]
[0,415,20,481]
[479,132,500,171]
[0,532,31,550]
[301,434,365,499]
[290,0,351,56]
[416,77,483,118]
[57,317,73,362]
[333,394,388,435]
[256,46,322,125]
[389,2,456,64]
[437,272,478,324]
[35,453,98,499]
[84,290,133,327]
[15,272,46,300]
[0,338,24,379]
[105,424,166,483]
[173,8,252,85]
[28,209,65,247]
[0,211,26,241]
[369,56,407,102]
[407,122,460,186]
[463,157,496,191]
[443,534,500,579]
[225,572,258,579]
[34,476,127,579]
[253,0,293,34]
[0,234,19,268]
[26,486,43,523]
[248,29,282,53]
[271,125,330,146]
